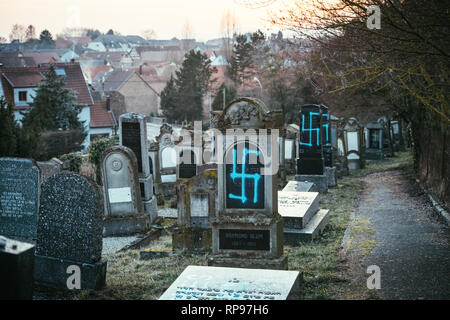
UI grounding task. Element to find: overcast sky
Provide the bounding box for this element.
[0,0,286,41]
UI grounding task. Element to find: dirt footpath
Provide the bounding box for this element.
[342,169,450,300]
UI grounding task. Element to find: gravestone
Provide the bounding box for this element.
[365,118,391,160]
[296,105,328,193]
[344,117,365,170]
[159,266,302,300]
[282,180,318,193]
[119,113,158,222]
[156,123,178,200]
[208,98,287,270]
[0,236,35,299]
[172,169,217,251]
[278,191,319,229]
[278,190,330,242]
[101,146,151,236]
[37,158,62,183]
[0,158,40,240]
[34,172,107,290]
[321,105,337,187]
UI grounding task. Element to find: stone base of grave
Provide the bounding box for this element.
[172,227,212,252]
[143,196,158,223]
[34,255,107,290]
[207,255,288,270]
[103,214,151,237]
[295,174,328,193]
[325,167,337,187]
[140,248,173,260]
[284,209,330,243]
[347,159,361,170]
[365,149,384,160]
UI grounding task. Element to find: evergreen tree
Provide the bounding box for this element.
[21,64,86,157]
[228,30,267,85]
[0,98,19,156]
[160,50,216,122]
[212,82,237,111]
[160,75,180,122]
[39,29,54,47]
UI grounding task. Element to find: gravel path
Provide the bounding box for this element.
[357,170,450,299]
[102,236,139,255]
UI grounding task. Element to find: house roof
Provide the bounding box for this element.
[102,69,135,91]
[0,52,37,67]
[90,100,116,128]
[0,62,93,107]
[2,71,44,87]
[22,52,60,65]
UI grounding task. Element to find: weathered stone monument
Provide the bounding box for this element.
[0,158,40,240]
[36,158,62,183]
[365,117,392,160]
[101,145,151,236]
[172,169,217,251]
[34,172,107,290]
[0,236,35,299]
[278,191,329,242]
[331,116,349,177]
[119,113,158,222]
[148,140,164,205]
[160,265,302,300]
[208,97,287,270]
[282,180,318,193]
[344,117,365,170]
[295,104,328,193]
[320,105,337,187]
[156,123,178,199]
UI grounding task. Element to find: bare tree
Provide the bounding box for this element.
[9,24,26,42]
[220,10,240,62]
[142,29,157,40]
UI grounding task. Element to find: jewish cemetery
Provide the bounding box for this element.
[0,0,449,306]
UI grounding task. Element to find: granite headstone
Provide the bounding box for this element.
[0,158,40,240]
[34,172,106,290]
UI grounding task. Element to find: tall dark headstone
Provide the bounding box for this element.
[320,105,333,167]
[119,113,158,222]
[0,236,35,299]
[34,172,107,290]
[297,104,324,175]
[0,158,40,240]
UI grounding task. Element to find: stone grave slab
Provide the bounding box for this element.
[278,191,319,229]
[0,236,35,299]
[0,158,40,240]
[284,209,330,242]
[282,180,318,193]
[159,265,301,300]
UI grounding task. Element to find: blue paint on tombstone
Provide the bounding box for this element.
[226,147,264,209]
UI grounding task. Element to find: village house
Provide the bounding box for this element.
[0,61,116,149]
[100,69,161,118]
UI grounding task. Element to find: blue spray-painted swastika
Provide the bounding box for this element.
[322,113,329,143]
[228,148,261,204]
[300,112,321,147]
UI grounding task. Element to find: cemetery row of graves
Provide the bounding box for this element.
[0,98,408,300]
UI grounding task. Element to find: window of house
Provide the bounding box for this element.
[18,91,27,101]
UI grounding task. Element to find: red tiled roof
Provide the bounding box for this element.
[22,52,60,65]
[90,101,116,128]
[0,62,93,106]
[3,71,43,87]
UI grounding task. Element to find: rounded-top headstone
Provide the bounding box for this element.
[37,172,103,263]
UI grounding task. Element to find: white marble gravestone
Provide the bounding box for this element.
[278,191,319,229]
[159,265,301,300]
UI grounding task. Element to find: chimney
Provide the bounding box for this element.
[70,58,75,63]
[106,95,111,111]
[139,64,143,75]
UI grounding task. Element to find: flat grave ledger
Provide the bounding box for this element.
[278,191,319,229]
[159,265,301,300]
